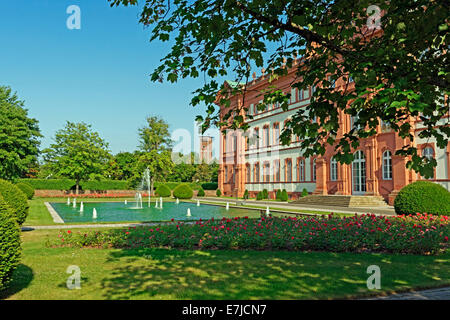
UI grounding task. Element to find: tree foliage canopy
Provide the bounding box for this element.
[0,86,41,181]
[110,0,449,177]
[138,115,173,153]
[42,122,111,192]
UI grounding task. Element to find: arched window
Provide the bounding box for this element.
[422,147,434,179]
[254,163,260,183]
[382,151,392,180]
[330,157,338,181]
[285,159,292,182]
[297,158,305,181]
[312,159,317,181]
[273,123,280,145]
[350,115,360,130]
[274,160,280,182]
[380,120,392,132]
[423,147,434,160]
[254,127,260,149]
[232,167,235,184]
[263,125,270,147]
[263,162,270,182]
[352,150,366,194]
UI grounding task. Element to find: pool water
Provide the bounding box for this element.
[50,201,261,223]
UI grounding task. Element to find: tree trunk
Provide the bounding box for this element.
[76,179,80,195]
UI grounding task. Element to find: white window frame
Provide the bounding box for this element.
[382,151,392,180]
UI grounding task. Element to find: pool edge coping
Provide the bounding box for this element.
[44,202,65,224]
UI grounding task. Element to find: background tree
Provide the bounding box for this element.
[109,0,449,178]
[132,115,175,191]
[0,86,41,181]
[209,161,219,183]
[130,150,174,192]
[138,115,173,152]
[105,151,138,180]
[42,122,111,194]
[192,162,212,182]
[167,161,197,182]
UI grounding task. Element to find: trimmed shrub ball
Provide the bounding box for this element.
[394,181,450,215]
[155,184,171,197]
[0,194,22,291]
[197,188,205,197]
[301,188,309,197]
[0,179,29,225]
[216,189,222,197]
[15,182,35,200]
[173,184,194,199]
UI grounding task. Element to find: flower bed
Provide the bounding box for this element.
[50,213,450,255]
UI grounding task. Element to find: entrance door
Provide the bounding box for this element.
[352,150,366,195]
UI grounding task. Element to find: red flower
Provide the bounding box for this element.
[67,230,71,234]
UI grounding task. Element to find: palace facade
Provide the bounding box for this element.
[217,64,450,205]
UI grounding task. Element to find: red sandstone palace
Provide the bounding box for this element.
[217,64,450,205]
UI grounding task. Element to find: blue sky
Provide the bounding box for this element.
[0,0,219,155]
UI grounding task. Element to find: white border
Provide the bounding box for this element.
[44,202,65,224]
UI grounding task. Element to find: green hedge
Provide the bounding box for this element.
[201,182,218,190]
[17,179,76,190]
[155,184,171,197]
[394,181,450,215]
[0,179,29,226]
[173,184,194,199]
[80,180,128,190]
[17,179,129,191]
[15,183,35,200]
[18,179,209,192]
[0,194,22,291]
[154,182,203,191]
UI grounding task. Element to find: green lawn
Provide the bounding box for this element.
[2,228,449,300]
[2,197,448,300]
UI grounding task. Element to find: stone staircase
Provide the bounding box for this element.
[291,195,388,208]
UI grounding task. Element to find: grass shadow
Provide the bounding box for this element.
[97,247,450,300]
[0,264,34,299]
